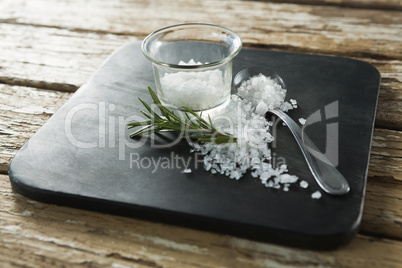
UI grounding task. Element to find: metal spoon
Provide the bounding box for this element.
[233,67,350,195]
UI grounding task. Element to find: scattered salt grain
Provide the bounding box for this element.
[299,118,306,125]
[311,191,322,199]
[183,169,192,174]
[290,99,298,108]
[300,180,309,188]
[277,174,298,184]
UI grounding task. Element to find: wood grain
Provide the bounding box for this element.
[0,0,401,265]
[257,0,402,10]
[0,23,401,129]
[1,174,402,268]
[0,0,401,58]
[0,84,72,172]
[367,59,402,130]
[0,23,133,91]
[369,129,402,180]
[0,0,401,128]
[362,176,402,240]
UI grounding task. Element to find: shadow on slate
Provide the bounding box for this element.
[8,41,381,250]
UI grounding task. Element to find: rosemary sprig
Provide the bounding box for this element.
[127,87,236,144]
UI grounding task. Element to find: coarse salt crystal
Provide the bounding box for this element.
[183,169,192,174]
[300,180,309,188]
[299,118,306,125]
[311,191,322,199]
[278,174,298,184]
[255,101,268,115]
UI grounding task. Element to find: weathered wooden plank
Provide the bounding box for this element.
[0,84,72,172]
[0,23,134,91]
[1,174,401,267]
[363,58,402,130]
[0,0,401,59]
[368,58,402,131]
[0,23,401,129]
[362,176,402,240]
[0,0,400,266]
[369,129,402,181]
[258,0,402,10]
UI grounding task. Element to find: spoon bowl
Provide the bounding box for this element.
[233,66,286,92]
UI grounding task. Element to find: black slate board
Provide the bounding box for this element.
[8,41,380,249]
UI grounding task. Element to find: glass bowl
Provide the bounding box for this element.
[142,23,242,112]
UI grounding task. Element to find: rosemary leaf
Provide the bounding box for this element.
[127,87,237,144]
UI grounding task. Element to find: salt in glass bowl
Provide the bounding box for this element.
[142,23,242,112]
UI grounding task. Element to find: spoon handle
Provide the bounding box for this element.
[269,109,350,195]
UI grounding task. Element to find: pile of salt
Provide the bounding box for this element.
[192,74,299,190]
[237,73,294,115]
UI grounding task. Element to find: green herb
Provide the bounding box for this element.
[127,87,236,144]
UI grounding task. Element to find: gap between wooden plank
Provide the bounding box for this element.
[0,77,78,93]
[250,0,402,11]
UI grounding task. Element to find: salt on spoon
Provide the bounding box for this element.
[232,67,350,196]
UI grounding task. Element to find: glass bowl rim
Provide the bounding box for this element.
[141,23,243,69]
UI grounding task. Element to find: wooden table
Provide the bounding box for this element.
[1,0,401,267]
